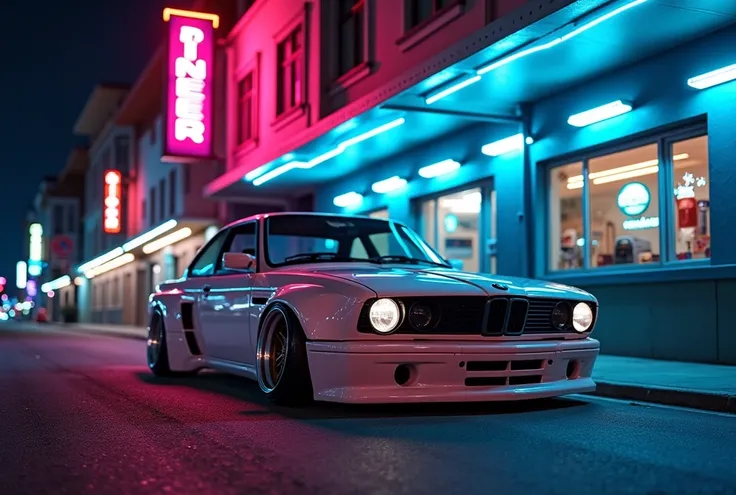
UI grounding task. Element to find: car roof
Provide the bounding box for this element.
[221,211,400,231]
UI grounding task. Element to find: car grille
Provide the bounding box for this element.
[357,296,596,336]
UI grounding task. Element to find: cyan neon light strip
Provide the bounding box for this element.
[250,117,406,186]
[425,0,648,104]
[425,75,482,105]
[687,63,736,90]
[567,100,632,127]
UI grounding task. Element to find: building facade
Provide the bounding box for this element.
[68,0,242,327]
[203,0,736,364]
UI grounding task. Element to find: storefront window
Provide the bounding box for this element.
[589,144,660,267]
[549,162,583,270]
[547,132,710,272]
[421,188,481,272]
[672,136,710,260]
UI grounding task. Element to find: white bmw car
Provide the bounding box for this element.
[147,212,600,406]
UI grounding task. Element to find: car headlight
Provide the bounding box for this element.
[572,303,593,332]
[369,298,401,334]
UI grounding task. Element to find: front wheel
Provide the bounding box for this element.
[147,310,174,376]
[256,303,313,406]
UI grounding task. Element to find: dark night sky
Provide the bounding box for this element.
[1,0,192,288]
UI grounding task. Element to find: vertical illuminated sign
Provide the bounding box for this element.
[162,8,219,161]
[104,170,122,234]
[16,261,27,289]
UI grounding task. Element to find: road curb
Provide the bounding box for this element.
[589,381,736,414]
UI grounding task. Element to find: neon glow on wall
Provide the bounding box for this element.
[163,8,218,160]
[103,170,122,234]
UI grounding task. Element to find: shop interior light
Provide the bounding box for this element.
[418,159,461,178]
[77,247,124,273]
[142,227,193,254]
[476,0,647,76]
[85,253,135,279]
[333,192,364,208]
[41,275,71,294]
[567,153,689,189]
[251,118,406,186]
[371,176,407,194]
[567,100,632,127]
[123,219,178,251]
[425,75,482,105]
[687,63,736,90]
[441,191,481,214]
[481,133,525,156]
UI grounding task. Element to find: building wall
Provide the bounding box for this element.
[136,117,220,232]
[225,0,527,181]
[83,126,134,260]
[527,25,736,363]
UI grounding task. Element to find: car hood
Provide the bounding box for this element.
[291,264,595,302]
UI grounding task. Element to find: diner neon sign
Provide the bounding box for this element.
[103,170,122,234]
[163,8,218,161]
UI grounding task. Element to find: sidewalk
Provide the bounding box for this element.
[52,322,735,413]
[590,355,736,413]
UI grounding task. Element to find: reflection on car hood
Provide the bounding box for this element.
[288,264,595,301]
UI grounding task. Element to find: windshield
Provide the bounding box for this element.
[264,214,450,268]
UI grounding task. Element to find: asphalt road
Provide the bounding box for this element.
[1,323,735,495]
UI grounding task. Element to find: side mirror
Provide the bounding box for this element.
[222,252,256,272]
[448,259,464,271]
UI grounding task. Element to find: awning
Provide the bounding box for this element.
[205,0,736,199]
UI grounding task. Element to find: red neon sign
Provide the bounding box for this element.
[103,170,122,234]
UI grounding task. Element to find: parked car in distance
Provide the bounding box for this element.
[146,212,599,406]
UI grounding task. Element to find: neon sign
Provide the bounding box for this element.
[104,170,122,234]
[623,216,659,230]
[29,223,43,263]
[163,8,218,161]
[617,182,650,216]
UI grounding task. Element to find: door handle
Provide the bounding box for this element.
[202,285,211,297]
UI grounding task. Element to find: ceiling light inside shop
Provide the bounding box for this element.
[418,159,461,178]
[251,118,406,186]
[687,63,736,90]
[441,192,481,214]
[333,192,364,208]
[142,228,193,254]
[567,100,632,127]
[567,153,689,189]
[85,253,135,279]
[481,133,525,157]
[371,176,407,194]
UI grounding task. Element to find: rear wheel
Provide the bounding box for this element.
[256,303,313,406]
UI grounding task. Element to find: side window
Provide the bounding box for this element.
[188,230,228,278]
[218,222,257,273]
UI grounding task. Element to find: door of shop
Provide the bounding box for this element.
[416,182,497,274]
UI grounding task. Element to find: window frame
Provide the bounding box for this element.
[543,120,709,276]
[215,221,259,275]
[336,0,367,78]
[404,0,461,31]
[186,229,230,279]
[237,71,256,146]
[275,25,304,118]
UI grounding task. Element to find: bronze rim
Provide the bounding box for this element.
[257,309,289,393]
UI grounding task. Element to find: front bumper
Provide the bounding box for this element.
[306,338,599,404]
